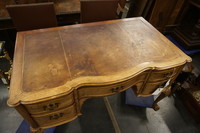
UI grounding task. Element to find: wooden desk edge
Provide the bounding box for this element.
[7,17,192,106]
[7,58,191,107]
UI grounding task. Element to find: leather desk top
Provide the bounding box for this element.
[8,17,191,106]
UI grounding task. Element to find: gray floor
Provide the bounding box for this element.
[0,54,200,133]
[0,82,23,133]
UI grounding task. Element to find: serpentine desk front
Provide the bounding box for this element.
[8,17,191,133]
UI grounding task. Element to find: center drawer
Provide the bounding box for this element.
[78,72,148,99]
[24,92,74,115]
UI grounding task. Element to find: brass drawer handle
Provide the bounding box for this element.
[112,86,123,93]
[157,79,171,89]
[158,84,165,88]
[49,113,64,120]
[43,103,59,111]
[163,72,173,78]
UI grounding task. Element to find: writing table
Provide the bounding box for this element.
[8,17,191,132]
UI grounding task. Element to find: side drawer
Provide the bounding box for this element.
[25,93,74,115]
[32,104,77,128]
[78,72,148,99]
[139,80,168,96]
[148,67,180,82]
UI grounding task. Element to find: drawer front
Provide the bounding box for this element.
[78,72,148,99]
[32,104,77,128]
[148,67,180,82]
[25,93,74,114]
[140,80,168,96]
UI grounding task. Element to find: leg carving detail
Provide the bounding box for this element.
[152,86,171,111]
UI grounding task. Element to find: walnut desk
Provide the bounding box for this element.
[8,17,191,133]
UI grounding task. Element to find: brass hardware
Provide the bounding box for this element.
[0,41,13,87]
[49,113,64,120]
[43,103,59,111]
[112,86,123,92]
[158,84,165,88]
[163,72,173,78]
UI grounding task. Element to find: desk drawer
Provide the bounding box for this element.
[78,72,148,98]
[140,80,168,96]
[148,67,180,82]
[25,93,74,115]
[32,104,77,128]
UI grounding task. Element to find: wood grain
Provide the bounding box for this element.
[7,17,191,132]
[8,18,190,105]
